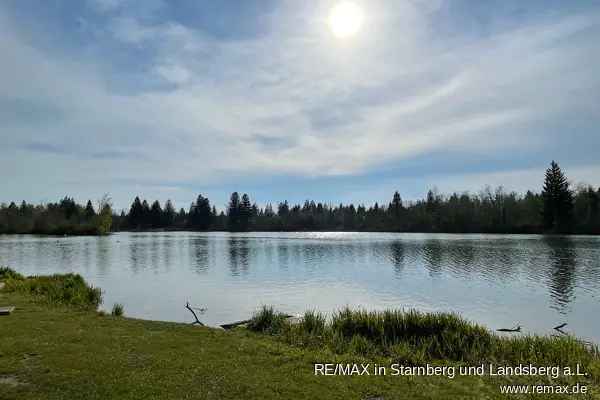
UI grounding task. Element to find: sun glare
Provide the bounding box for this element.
[328,1,364,38]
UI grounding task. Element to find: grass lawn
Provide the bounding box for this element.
[0,276,598,399]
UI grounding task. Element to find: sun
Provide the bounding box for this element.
[328,1,364,38]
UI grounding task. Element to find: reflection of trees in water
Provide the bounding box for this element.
[228,237,250,276]
[128,238,146,274]
[189,236,209,274]
[389,241,405,277]
[95,237,110,276]
[277,241,290,271]
[149,235,160,272]
[162,236,174,273]
[422,240,443,277]
[544,236,577,314]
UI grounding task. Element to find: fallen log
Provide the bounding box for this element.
[220,314,297,330]
[220,319,252,330]
[497,325,521,333]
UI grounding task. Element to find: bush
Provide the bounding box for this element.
[111,303,124,317]
[3,271,102,309]
[0,267,24,281]
[247,306,288,334]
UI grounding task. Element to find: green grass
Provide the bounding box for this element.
[247,306,289,334]
[1,270,599,399]
[249,307,600,373]
[0,267,101,309]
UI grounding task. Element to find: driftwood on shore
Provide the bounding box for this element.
[220,314,298,330]
[220,319,252,330]
[185,302,205,326]
[497,325,521,333]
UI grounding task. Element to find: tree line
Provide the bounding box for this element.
[2,161,599,235]
[0,195,112,235]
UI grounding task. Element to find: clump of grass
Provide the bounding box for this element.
[251,306,599,376]
[247,306,288,334]
[3,270,102,310]
[301,310,326,336]
[111,303,124,317]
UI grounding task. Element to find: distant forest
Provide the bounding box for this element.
[1,162,599,235]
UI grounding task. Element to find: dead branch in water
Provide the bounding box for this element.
[185,302,204,326]
[553,323,568,334]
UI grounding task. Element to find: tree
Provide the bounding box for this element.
[541,161,574,233]
[389,191,404,230]
[141,200,151,227]
[150,200,163,228]
[95,194,113,235]
[84,200,96,219]
[227,192,242,231]
[189,195,212,230]
[164,200,176,227]
[128,197,144,228]
[239,194,252,231]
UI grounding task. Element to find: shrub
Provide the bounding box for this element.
[111,303,124,317]
[4,271,102,309]
[0,267,24,281]
[247,306,288,334]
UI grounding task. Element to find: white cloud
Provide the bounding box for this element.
[1,2,599,206]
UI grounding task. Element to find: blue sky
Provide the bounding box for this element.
[1,0,599,211]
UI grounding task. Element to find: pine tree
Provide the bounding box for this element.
[542,161,574,233]
[239,193,252,231]
[128,197,144,229]
[189,195,212,230]
[141,200,151,225]
[164,200,176,227]
[150,200,163,228]
[227,192,241,231]
[84,200,96,219]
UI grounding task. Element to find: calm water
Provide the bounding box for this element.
[1,232,599,341]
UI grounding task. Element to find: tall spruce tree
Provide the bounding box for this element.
[128,197,144,228]
[542,161,574,233]
[84,200,96,219]
[150,200,163,228]
[239,194,252,231]
[164,200,176,227]
[227,192,241,231]
[189,195,212,230]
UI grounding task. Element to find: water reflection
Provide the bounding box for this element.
[544,236,577,314]
[0,232,599,341]
[422,240,443,277]
[228,237,250,276]
[389,241,405,277]
[190,236,209,274]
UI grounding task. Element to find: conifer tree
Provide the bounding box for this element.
[542,161,574,233]
[84,200,96,219]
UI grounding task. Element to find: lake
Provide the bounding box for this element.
[1,232,599,341]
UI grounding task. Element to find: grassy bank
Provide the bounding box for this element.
[1,269,599,399]
[248,306,600,371]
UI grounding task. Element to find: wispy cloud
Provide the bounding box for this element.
[1,1,599,207]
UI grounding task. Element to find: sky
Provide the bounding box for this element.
[1,0,599,211]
